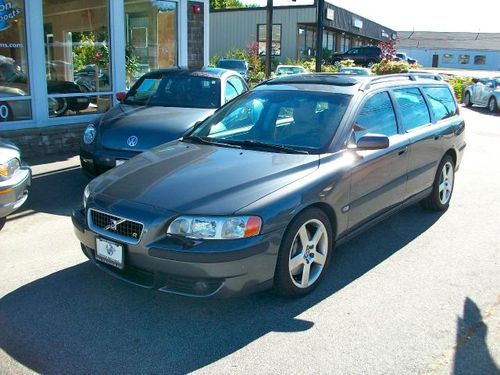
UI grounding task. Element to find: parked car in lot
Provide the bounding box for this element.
[463,77,500,113]
[216,59,250,81]
[331,46,382,67]
[339,67,372,75]
[73,73,465,298]
[395,52,417,65]
[80,68,249,177]
[273,65,307,77]
[0,138,31,231]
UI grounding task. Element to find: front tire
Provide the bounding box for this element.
[421,155,455,211]
[488,97,498,113]
[274,208,333,297]
[463,92,472,107]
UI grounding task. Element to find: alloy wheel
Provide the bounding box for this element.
[438,161,454,205]
[288,219,328,288]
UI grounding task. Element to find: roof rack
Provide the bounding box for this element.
[360,73,442,91]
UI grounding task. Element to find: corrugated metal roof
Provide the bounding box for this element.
[397,31,500,51]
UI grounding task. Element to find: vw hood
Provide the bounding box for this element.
[97,104,214,152]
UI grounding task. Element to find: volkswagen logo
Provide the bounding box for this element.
[127,135,139,147]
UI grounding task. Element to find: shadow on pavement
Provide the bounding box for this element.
[0,205,443,374]
[464,105,500,117]
[7,165,88,221]
[452,297,499,375]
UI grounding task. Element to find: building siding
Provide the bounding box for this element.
[399,48,500,70]
[210,7,316,60]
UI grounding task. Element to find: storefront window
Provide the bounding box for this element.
[0,0,31,122]
[125,0,178,87]
[257,24,281,56]
[42,0,112,117]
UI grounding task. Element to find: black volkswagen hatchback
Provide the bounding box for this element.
[80,68,248,176]
[73,74,465,298]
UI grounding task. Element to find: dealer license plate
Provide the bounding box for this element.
[96,238,124,269]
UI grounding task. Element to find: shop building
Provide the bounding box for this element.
[0,0,209,156]
[397,31,500,71]
[210,3,396,62]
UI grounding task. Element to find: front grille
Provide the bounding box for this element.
[89,209,143,241]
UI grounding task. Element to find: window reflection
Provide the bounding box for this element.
[125,0,178,87]
[0,0,31,122]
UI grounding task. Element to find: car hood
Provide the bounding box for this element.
[98,104,214,152]
[89,141,319,215]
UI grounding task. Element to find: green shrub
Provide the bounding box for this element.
[209,54,220,67]
[371,59,419,75]
[447,76,473,102]
[225,48,247,60]
[337,59,355,68]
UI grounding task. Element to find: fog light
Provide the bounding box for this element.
[193,281,209,293]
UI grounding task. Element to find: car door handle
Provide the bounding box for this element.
[398,146,408,156]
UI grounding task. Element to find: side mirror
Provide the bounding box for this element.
[472,78,479,84]
[116,92,126,101]
[356,134,389,150]
[248,66,254,72]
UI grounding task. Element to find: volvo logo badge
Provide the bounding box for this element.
[105,218,125,231]
[127,135,139,147]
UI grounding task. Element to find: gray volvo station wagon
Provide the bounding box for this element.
[72,73,466,298]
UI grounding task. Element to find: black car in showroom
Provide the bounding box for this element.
[331,46,382,66]
[80,68,248,176]
[73,73,465,298]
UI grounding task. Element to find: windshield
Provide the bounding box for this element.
[188,90,351,153]
[124,74,221,108]
[217,60,246,70]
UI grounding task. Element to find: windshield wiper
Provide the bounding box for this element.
[181,135,242,149]
[227,140,310,154]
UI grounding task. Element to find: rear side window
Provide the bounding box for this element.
[393,88,431,131]
[423,87,457,121]
[354,92,398,138]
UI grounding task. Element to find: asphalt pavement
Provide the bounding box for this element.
[0,106,499,374]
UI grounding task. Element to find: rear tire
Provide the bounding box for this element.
[488,97,498,113]
[274,208,333,297]
[463,92,472,107]
[421,155,455,212]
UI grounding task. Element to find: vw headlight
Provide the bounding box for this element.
[83,124,96,145]
[168,216,262,240]
[83,184,90,209]
[0,158,20,179]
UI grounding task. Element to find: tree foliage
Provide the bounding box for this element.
[210,0,246,9]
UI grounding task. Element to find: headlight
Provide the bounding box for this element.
[83,124,96,145]
[83,184,90,209]
[168,216,262,240]
[0,158,20,179]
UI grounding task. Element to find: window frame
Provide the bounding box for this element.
[257,23,282,56]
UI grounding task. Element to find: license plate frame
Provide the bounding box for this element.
[95,238,124,269]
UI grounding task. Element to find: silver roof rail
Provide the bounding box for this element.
[361,73,442,91]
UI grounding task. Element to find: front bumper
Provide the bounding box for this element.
[72,207,284,297]
[80,147,140,177]
[0,165,31,218]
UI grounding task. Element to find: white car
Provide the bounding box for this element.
[463,77,500,113]
[0,138,31,230]
[273,65,307,77]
